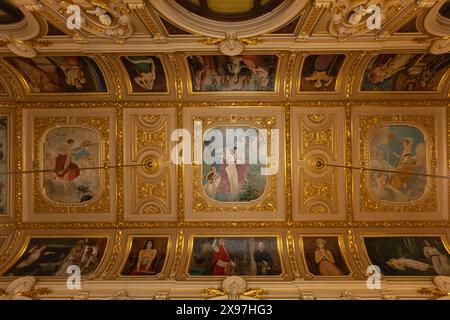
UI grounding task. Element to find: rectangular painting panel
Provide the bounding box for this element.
[3,237,107,277]
[188,236,282,277]
[120,237,169,276]
[5,56,108,93]
[120,56,168,93]
[364,236,450,276]
[186,55,279,92]
[361,53,450,91]
[299,54,345,92]
[301,236,350,276]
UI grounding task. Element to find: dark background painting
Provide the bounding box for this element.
[5,237,107,277]
[121,237,169,276]
[364,236,450,276]
[121,56,168,93]
[300,54,345,92]
[302,236,350,276]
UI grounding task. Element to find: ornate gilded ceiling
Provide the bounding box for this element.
[0,0,449,300]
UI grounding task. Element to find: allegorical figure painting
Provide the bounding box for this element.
[43,127,100,204]
[364,237,450,276]
[0,117,7,214]
[121,237,169,276]
[5,56,107,93]
[187,55,278,92]
[361,53,450,91]
[369,125,426,203]
[302,237,350,276]
[202,126,266,202]
[189,237,281,276]
[300,54,345,91]
[4,238,107,277]
[120,56,168,93]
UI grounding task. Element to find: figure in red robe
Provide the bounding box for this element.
[211,238,235,275]
[54,139,80,190]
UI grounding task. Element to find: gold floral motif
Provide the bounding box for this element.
[284,105,293,222]
[304,182,333,201]
[169,229,184,279]
[141,115,161,126]
[136,126,166,151]
[309,203,328,214]
[142,204,162,214]
[302,127,332,150]
[101,230,123,279]
[284,53,296,100]
[137,181,166,199]
[307,114,326,124]
[347,229,367,276]
[116,103,124,223]
[169,54,182,101]
[200,288,226,298]
[286,228,300,279]
[130,113,171,216]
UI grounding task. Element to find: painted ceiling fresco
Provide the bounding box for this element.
[0,0,449,300]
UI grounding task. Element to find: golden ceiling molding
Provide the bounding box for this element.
[295,0,334,41]
[128,0,167,41]
[375,0,439,40]
[421,0,450,37]
[0,1,48,58]
[199,32,264,56]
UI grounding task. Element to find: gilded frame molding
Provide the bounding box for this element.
[0,56,115,102]
[352,106,448,221]
[182,106,286,221]
[22,108,117,222]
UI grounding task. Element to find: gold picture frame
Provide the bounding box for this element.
[352,106,448,220]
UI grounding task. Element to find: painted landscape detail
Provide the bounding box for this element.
[121,56,168,93]
[364,237,450,276]
[43,127,100,204]
[187,55,278,92]
[302,237,349,276]
[6,56,107,93]
[300,54,345,91]
[4,238,107,276]
[121,237,169,276]
[0,117,6,214]
[369,125,426,202]
[202,126,266,202]
[189,237,281,276]
[362,53,450,91]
